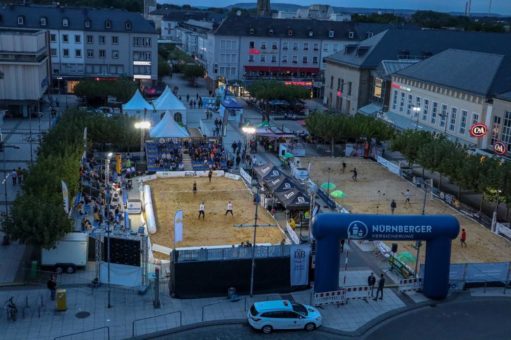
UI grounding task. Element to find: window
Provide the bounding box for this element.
[99,49,106,58]
[348,31,354,39]
[406,94,413,115]
[323,43,329,52]
[260,55,265,62]
[440,104,447,127]
[282,56,287,63]
[261,42,266,50]
[287,29,293,36]
[63,49,69,58]
[313,43,319,51]
[303,56,308,64]
[329,30,335,38]
[50,48,57,56]
[84,19,91,29]
[282,42,288,50]
[492,116,502,145]
[422,99,429,121]
[392,90,398,110]
[293,43,298,51]
[112,36,119,44]
[99,36,105,44]
[62,18,69,27]
[87,35,93,44]
[337,78,341,90]
[75,49,82,58]
[248,55,254,62]
[303,43,308,51]
[347,82,352,96]
[50,34,56,42]
[472,113,479,125]
[125,21,132,31]
[40,17,47,26]
[330,76,334,89]
[501,112,511,150]
[105,20,112,29]
[449,108,457,131]
[249,41,255,48]
[272,42,277,50]
[112,50,119,59]
[399,92,405,112]
[431,102,438,124]
[271,55,276,63]
[460,110,468,134]
[313,56,318,64]
[309,30,314,37]
[133,37,151,47]
[87,49,94,58]
[17,16,24,25]
[292,56,297,64]
[62,34,69,43]
[74,35,81,43]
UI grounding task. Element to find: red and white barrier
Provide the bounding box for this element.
[399,278,423,292]
[344,286,370,300]
[313,289,346,306]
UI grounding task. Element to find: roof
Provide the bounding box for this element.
[264,175,300,193]
[149,112,190,138]
[496,91,511,102]
[275,188,310,210]
[253,164,284,181]
[0,4,155,33]
[378,59,420,76]
[325,29,511,69]
[122,89,153,111]
[253,300,292,312]
[396,49,511,96]
[159,10,224,23]
[153,86,186,111]
[214,15,396,40]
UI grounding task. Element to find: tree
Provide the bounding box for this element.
[183,64,205,86]
[391,130,434,168]
[158,55,172,78]
[74,78,138,104]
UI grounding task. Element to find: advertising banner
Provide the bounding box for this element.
[174,210,183,244]
[61,180,69,214]
[290,244,310,286]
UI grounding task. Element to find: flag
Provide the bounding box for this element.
[174,210,183,244]
[61,180,69,214]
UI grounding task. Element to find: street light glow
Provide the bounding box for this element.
[107,152,113,158]
[134,121,151,129]
[242,126,256,135]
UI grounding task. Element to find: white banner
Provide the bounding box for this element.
[240,167,252,184]
[174,210,183,244]
[376,156,401,176]
[497,223,511,239]
[224,173,240,181]
[290,244,310,286]
[61,180,69,214]
[286,222,300,244]
[99,262,142,287]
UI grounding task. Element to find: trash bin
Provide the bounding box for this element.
[227,287,236,299]
[56,289,67,311]
[30,261,38,279]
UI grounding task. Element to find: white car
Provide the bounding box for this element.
[247,300,322,334]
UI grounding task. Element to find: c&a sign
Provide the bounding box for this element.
[469,123,488,138]
[494,141,507,155]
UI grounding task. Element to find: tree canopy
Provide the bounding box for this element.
[74,78,138,103]
[183,64,205,85]
[248,80,310,103]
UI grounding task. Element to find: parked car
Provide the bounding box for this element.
[247,300,322,334]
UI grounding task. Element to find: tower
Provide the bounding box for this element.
[257,0,271,17]
[144,0,157,19]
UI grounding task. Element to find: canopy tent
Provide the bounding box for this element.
[122,89,153,117]
[220,96,244,123]
[253,164,284,181]
[264,175,300,193]
[149,112,190,139]
[151,86,187,125]
[275,188,310,210]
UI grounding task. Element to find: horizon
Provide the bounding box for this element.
[160,0,511,16]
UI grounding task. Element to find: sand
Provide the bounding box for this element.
[303,157,511,264]
[147,177,285,251]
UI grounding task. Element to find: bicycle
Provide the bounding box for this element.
[5,297,17,321]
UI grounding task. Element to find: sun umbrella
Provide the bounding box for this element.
[321,182,336,191]
[330,190,346,199]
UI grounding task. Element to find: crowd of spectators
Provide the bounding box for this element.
[189,141,228,171]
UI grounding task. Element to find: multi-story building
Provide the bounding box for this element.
[159,10,223,41]
[388,49,511,149]
[492,92,511,154]
[324,29,511,114]
[0,4,158,92]
[204,15,391,97]
[0,28,49,116]
[176,20,216,62]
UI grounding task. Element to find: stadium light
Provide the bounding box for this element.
[242,124,256,135]
[135,121,151,158]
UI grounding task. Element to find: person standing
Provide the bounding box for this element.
[11,169,17,185]
[374,273,385,300]
[225,200,233,216]
[390,200,397,214]
[198,202,205,220]
[351,168,358,182]
[16,167,22,184]
[193,181,197,194]
[368,273,376,298]
[460,228,467,247]
[342,162,347,173]
[403,189,411,207]
[47,275,57,301]
[208,170,213,183]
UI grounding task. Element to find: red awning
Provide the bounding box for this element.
[244,66,320,73]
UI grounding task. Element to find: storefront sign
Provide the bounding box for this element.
[284,81,313,87]
[469,123,488,137]
[494,141,507,155]
[248,48,261,55]
[391,82,411,92]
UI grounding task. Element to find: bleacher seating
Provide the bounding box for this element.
[189,141,228,171]
[145,140,184,172]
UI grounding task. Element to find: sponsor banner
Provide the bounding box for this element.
[497,223,511,239]
[154,170,225,178]
[224,173,240,181]
[290,244,310,286]
[174,210,183,244]
[465,262,510,283]
[313,289,345,306]
[240,167,253,184]
[61,180,69,214]
[376,156,401,176]
[286,222,300,244]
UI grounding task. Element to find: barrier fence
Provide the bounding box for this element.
[176,244,291,263]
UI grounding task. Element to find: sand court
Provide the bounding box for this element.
[303,157,511,264]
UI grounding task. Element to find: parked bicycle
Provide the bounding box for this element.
[5,297,17,321]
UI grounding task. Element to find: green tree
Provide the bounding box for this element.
[391,130,434,168]
[158,55,172,78]
[183,64,205,86]
[74,78,138,103]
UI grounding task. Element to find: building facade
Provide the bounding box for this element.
[0,4,158,91]
[488,93,511,154]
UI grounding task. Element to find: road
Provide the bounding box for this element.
[364,298,511,340]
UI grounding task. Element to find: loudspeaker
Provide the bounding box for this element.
[391,243,398,253]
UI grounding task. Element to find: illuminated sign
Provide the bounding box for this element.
[391,82,411,92]
[284,81,312,87]
[249,48,261,55]
[133,61,152,66]
[337,90,342,97]
[469,123,488,138]
[494,141,507,155]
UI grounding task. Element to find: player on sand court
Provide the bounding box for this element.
[402,189,411,207]
[198,202,205,220]
[225,201,233,216]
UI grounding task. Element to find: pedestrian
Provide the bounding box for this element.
[193,181,197,194]
[342,161,346,173]
[460,228,467,247]
[374,273,385,300]
[225,200,233,216]
[232,142,237,153]
[351,167,358,181]
[11,169,17,185]
[368,272,376,298]
[236,155,241,168]
[208,169,213,183]
[16,167,22,184]
[198,201,205,220]
[390,200,397,214]
[340,239,345,253]
[196,93,199,100]
[47,274,57,301]
[186,94,190,102]
[402,189,411,207]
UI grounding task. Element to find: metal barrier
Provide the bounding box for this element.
[54,326,110,340]
[131,311,182,337]
[177,245,290,263]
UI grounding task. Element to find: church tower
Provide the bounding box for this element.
[257,0,271,17]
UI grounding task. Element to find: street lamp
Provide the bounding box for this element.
[413,106,421,130]
[105,152,113,309]
[134,121,151,161]
[249,179,260,297]
[242,123,256,166]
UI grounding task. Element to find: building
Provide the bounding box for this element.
[387,49,511,148]
[275,5,351,22]
[485,92,511,154]
[324,29,511,114]
[204,15,391,97]
[160,11,223,42]
[0,4,158,92]
[0,28,49,116]
[176,20,216,62]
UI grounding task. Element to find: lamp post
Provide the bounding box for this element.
[249,178,260,297]
[134,121,151,162]
[413,106,421,130]
[105,152,113,308]
[242,123,256,167]
[327,167,332,195]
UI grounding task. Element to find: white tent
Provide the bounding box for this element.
[149,112,190,138]
[122,89,153,117]
[151,86,187,125]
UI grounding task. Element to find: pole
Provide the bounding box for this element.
[140,128,144,159]
[327,167,331,195]
[415,180,428,277]
[29,109,33,165]
[249,185,259,297]
[107,225,112,308]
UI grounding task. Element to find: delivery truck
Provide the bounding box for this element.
[41,232,89,273]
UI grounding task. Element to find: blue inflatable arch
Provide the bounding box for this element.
[312,213,460,299]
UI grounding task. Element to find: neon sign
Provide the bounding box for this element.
[469,123,488,138]
[249,48,261,55]
[494,141,507,155]
[284,81,312,87]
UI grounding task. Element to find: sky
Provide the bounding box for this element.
[161,0,511,15]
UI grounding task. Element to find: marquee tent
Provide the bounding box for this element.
[122,89,153,117]
[151,86,187,125]
[275,188,310,210]
[265,175,300,193]
[253,164,284,181]
[149,112,190,139]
